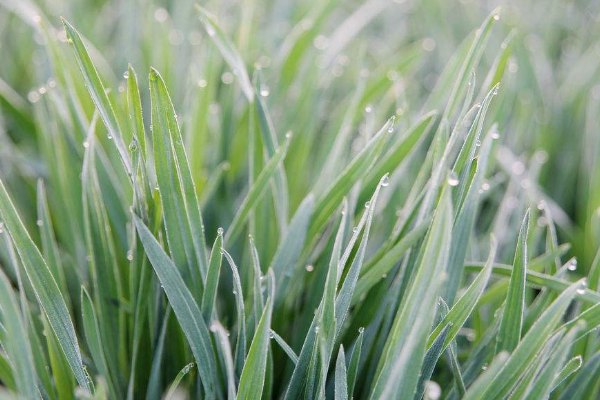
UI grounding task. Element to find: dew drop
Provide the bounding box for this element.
[217,227,224,235]
[365,201,371,208]
[83,141,90,148]
[482,363,489,371]
[123,70,129,79]
[260,85,270,97]
[365,105,372,113]
[381,174,390,187]
[352,227,359,233]
[306,265,314,272]
[568,259,578,271]
[107,134,113,140]
[36,219,43,227]
[447,171,459,186]
[126,250,134,261]
[475,139,481,147]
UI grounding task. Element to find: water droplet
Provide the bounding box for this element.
[493,14,500,21]
[66,37,73,44]
[107,134,113,140]
[123,70,129,79]
[154,8,169,22]
[36,219,43,227]
[365,201,371,208]
[260,85,270,97]
[197,79,207,88]
[365,105,372,113]
[568,260,578,271]
[27,91,40,103]
[382,274,387,278]
[475,139,481,147]
[482,182,490,191]
[482,363,489,370]
[221,72,234,84]
[352,227,359,233]
[285,131,293,139]
[209,323,218,332]
[315,326,320,333]
[358,327,365,334]
[381,174,390,186]
[232,290,237,295]
[306,265,314,272]
[129,140,138,152]
[577,288,586,295]
[447,171,459,186]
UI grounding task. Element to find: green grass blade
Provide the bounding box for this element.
[201,228,224,322]
[496,210,530,353]
[272,194,315,303]
[414,324,451,400]
[226,133,292,243]
[370,186,453,400]
[481,279,586,400]
[308,117,393,239]
[149,67,209,290]
[132,214,217,397]
[221,249,248,375]
[81,287,118,397]
[62,19,132,176]
[428,236,496,351]
[165,363,195,400]
[0,178,91,392]
[0,269,40,400]
[237,295,273,400]
[347,328,364,400]
[212,322,237,400]
[335,346,348,400]
[270,330,298,365]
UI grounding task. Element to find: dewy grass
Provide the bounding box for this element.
[0,0,599,399]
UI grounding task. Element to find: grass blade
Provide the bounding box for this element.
[496,210,530,353]
[132,214,217,397]
[0,178,90,392]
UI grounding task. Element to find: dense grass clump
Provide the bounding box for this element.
[0,0,599,399]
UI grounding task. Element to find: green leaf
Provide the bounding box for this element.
[369,186,453,400]
[149,67,209,292]
[270,330,299,365]
[237,292,274,400]
[272,194,315,303]
[81,287,116,396]
[0,178,91,392]
[428,236,497,351]
[201,228,224,322]
[165,363,195,400]
[226,133,292,243]
[62,18,132,176]
[335,346,348,400]
[496,210,530,353]
[308,117,393,239]
[132,214,217,397]
[347,328,364,400]
[0,269,40,400]
[480,279,586,400]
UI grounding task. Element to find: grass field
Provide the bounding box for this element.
[0,0,599,399]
